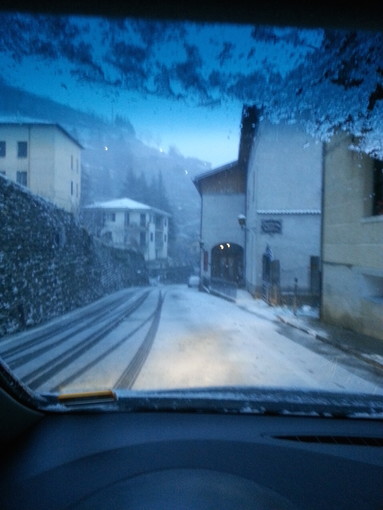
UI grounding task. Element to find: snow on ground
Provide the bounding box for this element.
[2,284,381,397]
[133,285,383,395]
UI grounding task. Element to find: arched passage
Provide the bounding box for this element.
[211,242,244,285]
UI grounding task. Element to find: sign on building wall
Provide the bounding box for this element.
[261,219,282,234]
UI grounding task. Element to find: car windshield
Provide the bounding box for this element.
[0,8,382,416]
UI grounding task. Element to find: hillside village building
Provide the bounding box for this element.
[244,115,322,300]
[194,106,322,302]
[193,106,258,290]
[0,122,82,214]
[194,161,246,288]
[83,198,171,264]
[321,131,383,341]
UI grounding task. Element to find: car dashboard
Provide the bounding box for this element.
[1,385,382,510]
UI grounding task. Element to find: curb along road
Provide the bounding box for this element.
[276,314,383,373]
[207,288,383,375]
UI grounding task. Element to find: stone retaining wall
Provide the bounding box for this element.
[0,176,147,337]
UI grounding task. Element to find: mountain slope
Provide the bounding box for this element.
[0,80,206,260]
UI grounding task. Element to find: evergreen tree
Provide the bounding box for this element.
[119,167,150,203]
[149,171,177,248]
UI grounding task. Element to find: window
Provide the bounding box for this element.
[125,212,130,226]
[140,213,146,226]
[70,180,74,195]
[71,155,73,170]
[105,212,116,222]
[17,141,27,158]
[373,160,383,215]
[16,171,27,186]
[0,141,6,157]
[140,231,146,247]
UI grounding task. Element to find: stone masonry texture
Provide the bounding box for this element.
[0,176,148,337]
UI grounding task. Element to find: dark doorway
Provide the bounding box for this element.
[211,243,244,285]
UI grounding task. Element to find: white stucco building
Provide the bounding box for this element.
[0,122,82,214]
[193,106,257,288]
[194,105,323,303]
[194,161,246,286]
[83,198,171,263]
[245,116,322,299]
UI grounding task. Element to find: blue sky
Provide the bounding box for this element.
[113,94,243,166]
[0,14,323,167]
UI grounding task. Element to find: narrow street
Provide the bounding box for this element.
[134,285,383,394]
[1,284,382,396]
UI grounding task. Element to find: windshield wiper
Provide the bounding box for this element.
[44,386,383,418]
[2,354,383,418]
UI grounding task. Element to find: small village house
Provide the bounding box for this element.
[83,198,171,265]
[193,106,257,291]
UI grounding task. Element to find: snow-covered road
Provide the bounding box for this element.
[134,285,383,395]
[0,287,159,393]
[1,284,382,396]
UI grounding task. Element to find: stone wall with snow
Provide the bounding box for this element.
[0,176,148,337]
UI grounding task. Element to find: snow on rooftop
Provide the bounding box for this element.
[85,198,170,215]
[0,115,47,124]
[256,209,321,215]
[86,198,151,210]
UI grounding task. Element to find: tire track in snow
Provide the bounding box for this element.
[113,290,165,390]
[24,290,151,390]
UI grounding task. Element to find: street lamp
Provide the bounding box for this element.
[238,214,256,232]
[238,214,246,229]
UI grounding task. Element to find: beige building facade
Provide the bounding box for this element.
[321,131,383,341]
[0,123,82,214]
